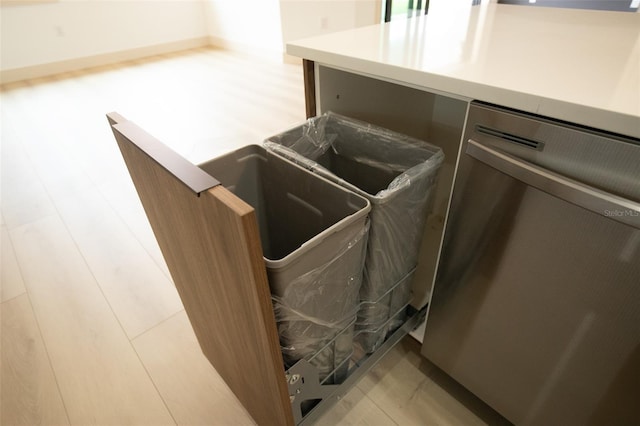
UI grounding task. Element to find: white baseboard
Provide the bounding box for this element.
[0,37,210,84]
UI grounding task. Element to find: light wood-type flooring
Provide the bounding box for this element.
[1,47,506,425]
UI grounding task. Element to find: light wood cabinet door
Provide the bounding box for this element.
[107,113,294,426]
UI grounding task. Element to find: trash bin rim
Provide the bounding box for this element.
[262,199,370,270]
[264,112,445,200]
[223,145,372,270]
[268,111,444,157]
[198,144,371,269]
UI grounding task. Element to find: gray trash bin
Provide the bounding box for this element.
[265,113,444,353]
[198,145,370,382]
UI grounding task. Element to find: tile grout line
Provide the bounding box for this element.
[130,345,179,426]
[0,291,27,306]
[129,308,186,343]
[357,387,401,426]
[129,314,183,426]
[94,181,174,282]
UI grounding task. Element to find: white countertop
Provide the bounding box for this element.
[287,2,640,139]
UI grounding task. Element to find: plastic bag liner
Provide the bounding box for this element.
[197,145,370,383]
[265,112,444,353]
[273,221,368,383]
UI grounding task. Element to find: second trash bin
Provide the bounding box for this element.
[198,145,370,383]
[265,112,444,353]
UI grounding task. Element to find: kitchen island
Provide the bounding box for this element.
[286,1,640,310]
[286,3,640,424]
[288,1,640,138]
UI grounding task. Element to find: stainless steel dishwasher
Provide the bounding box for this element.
[422,102,640,425]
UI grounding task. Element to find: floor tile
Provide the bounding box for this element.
[357,338,508,426]
[315,386,398,426]
[1,294,70,425]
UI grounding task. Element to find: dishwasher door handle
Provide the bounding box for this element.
[466,139,640,229]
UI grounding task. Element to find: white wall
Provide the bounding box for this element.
[0,1,208,72]
[1,0,381,79]
[279,0,380,49]
[203,0,284,59]
[203,0,380,59]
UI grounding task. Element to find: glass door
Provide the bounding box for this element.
[383,0,430,22]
